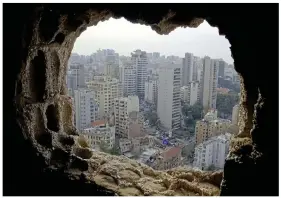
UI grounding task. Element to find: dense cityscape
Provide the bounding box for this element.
[67,48,240,171]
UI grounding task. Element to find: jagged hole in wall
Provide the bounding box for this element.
[66,17,239,175]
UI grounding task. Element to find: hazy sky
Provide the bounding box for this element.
[73,17,233,64]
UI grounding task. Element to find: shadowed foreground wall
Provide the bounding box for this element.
[4,3,278,196]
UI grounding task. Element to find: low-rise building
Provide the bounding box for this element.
[82,120,115,150]
[120,135,155,156]
[195,110,231,145]
[193,133,231,170]
[162,147,182,170]
[148,146,182,170]
[119,138,132,153]
[136,147,160,164]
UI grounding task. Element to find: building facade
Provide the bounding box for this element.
[67,63,86,96]
[193,133,231,170]
[195,110,231,145]
[119,138,133,153]
[182,52,194,86]
[87,76,122,119]
[82,120,115,150]
[131,50,148,99]
[192,56,202,81]
[119,62,137,97]
[74,89,99,131]
[144,77,158,105]
[200,56,219,114]
[148,147,182,170]
[114,96,140,138]
[104,53,119,79]
[157,64,181,130]
[218,59,227,78]
[232,104,239,125]
[180,81,199,105]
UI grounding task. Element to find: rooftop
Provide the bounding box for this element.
[163,147,181,161]
[196,133,232,148]
[136,147,160,164]
[91,120,106,127]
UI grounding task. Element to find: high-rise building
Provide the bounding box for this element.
[67,63,86,94]
[193,133,231,170]
[182,52,194,86]
[200,56,219,114]
[131,50,148,99]
[104,51,119,79]
[87,76,122,119]
[193,56,202,81]
[152,52,160,60]
[114,96,140,138]
[119,62,137,97]
[180,81,199,105]
[218,60,227,78]
[224,65,235,80]
[147,53,153,60]
[157,63,181,130]
[232,104,239,125]
[233,71,240,85]
[74,88,99,131]
[68,53,81,64]
[144,77,158,105]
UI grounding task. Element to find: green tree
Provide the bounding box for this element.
[99,140,121,156]
[108,143,121,156]
[216,93,239,116]
[144,111,158,126]
[182,102,204,135]
[182,102,203,120]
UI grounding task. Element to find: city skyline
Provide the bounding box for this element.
[72,17,234,64]
[68,22,240,171]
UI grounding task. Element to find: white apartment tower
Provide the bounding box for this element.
[192,56,202,81]
[104,52,119,79]
[200,56,219,114]
[67,63,86,94]
[74,89,99,131]
[131,50,148,99]
[145,77,158,105]
[157,63,181,130]
[232,104,239,125]
[119,62,137,97]
[180,81,199,105]
[87,76,122,119]
[114,96,140,137]
[182,52,194,86]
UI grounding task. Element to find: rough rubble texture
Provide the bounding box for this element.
[4,3,278,196]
